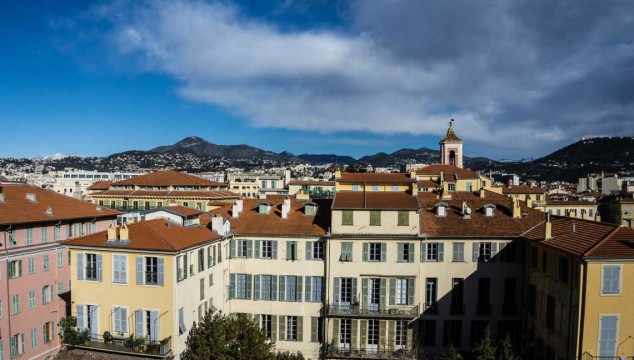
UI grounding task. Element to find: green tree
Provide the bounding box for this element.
[58,316,89,349]
[472,326,496,360]
[276,350,305,360]
[439,344,463,360]
[497,334,518,360]
[182,313,279,360]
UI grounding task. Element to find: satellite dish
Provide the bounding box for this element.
[465,208,472,215]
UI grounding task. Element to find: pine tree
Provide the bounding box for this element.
[497,334,517,360]
[472,326,496,360]
[439,344,463,360]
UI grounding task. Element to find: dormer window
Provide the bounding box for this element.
[353,185,359,191]
[371,185,379,191]
[258,202,271,215]
[483,204,496,217]
[433,202,449,217]
[304,202,317,216]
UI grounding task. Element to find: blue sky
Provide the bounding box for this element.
[1,0,633,160]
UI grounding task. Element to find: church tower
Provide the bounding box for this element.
[439,120,464,168]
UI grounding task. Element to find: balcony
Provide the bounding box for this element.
[325,345,415,359]
[422,302,438,315]
[78,334,172,358]
[327,304,418,319]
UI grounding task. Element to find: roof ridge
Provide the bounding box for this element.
[583,224,621,257]
[141,220,178,251]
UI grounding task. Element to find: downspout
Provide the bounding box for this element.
[577,261,588,359]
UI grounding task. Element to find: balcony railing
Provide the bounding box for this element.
[327,304,418,318]
[325,344,415,359]
[422,303,438,315]
[581,354,633,360]
[78,334,171,358]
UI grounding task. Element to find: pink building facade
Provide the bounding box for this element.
[0,184,119,360]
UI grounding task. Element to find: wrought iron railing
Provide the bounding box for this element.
[325,344,415,359]
[79,333,171,357]
[327,304,418,318]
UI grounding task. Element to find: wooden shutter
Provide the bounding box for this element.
[136,257,144,285]
[77,254,84,280]
[421,243,427,262]
[409,243,415,262]
[247,240,253,258]
[397,243,404,262]
[272,241,278,259]
[297,276,303,302]
[246,274,253,300]
[279,316,286,341]
[96,254,103,282]
[362,278,368,307]
[381,243,387,262]
[297,317,303,342]
[389,279,396,305]
[157,258,164,286]
[255,240,261,259]
[305,276,312,302]
[279,275,286,301]
[438,243,444,262]
[407,278,415,305]
[254,275,261,301]
[363,243,369,262]
[271,315,278,341]
[306,241,313,260]
[473,243,480,262]
[360,320,367,351]
[332,319,340,346]
[380,279,387,309]
[311,317,318,343]
[379,320,386,351]
[272,275,278,301]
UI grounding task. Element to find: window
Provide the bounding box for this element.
[30,327,37,349]
[145,257,159,285]
[306,276,323,302]
[261,240,273,259]
[178,307,186,335]
[558,256,569,283]
[395,320,407,349]
[304,204,317,216]
[282,275,302,302]
[29,290,36,309]
[353,185,359,191]
[527,284,536,315]
[198,249,205,272]
[421,320,436,346]
[397,211,409,226]
[113,307,128,334]
[27,227,33,245]
[57,250,64,268]
[530,246,538,270]
[395,278,410,305]
[230,273,252,300]
[452,243,464,262]
[286,316,298,341]
[448,183,455,191]
[256,275,275,301]
[397,243,414,262]
[443,320,462,347]
[503,278,517,314]
[365,242,384,262]
[85,253,99,280]
[207,246,214,268]
[546,295,555,330]
[177,255,187,281]
[28,258,35,274]
[450,278,464,314]
[422,242,444,262]
[340,319,351,349]
[371,185,379,191]
[236,239,249,258]
[10,333,25,358]
[342,210,354,225]
[311,317,323,343]
[260,314,273,338]
[306,241,323,260]
[337,277,356,305]
[54,226,61,241]
[8,260,22,278]
[367,320,379,351]
[113,255,127,284]
[42,285,53,304]
[477,278,491,315]
[286,241,297,261]
[12,294,19,314]
[473,242,496,262]
[57,281,64,295]
[43,255,50,271]
[370,211,381,226]
[602,265,621,295]
[599,315,618,356]
[542,250,548,273]
[466,182,473,191]
[499,242,515,262]
[340,242,353,261]
[425,278,437,313]
[41,226,48,243]
[7,230,16,248]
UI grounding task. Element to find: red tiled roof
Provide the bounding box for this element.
[420,196,544,237]
[111,170,227,187]
[338,173,415,184]
[288,180,335,186]
[0,184,120,225]
[149,205,203,217]
[587,226,634,258]
[417,180,439,188]
[416,164,480,180]
[333,191,419,210]
[62,219,221,252]
[92,190,239,199]
[86,181,112,190]
[210,198,331,236]
[545,196,597,206]
[501,185,545,195]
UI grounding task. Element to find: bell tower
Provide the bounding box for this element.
[439,119,464,168]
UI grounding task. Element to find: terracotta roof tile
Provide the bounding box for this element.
[501,185,545,195]
[587,227,634,258]
[333,191,419,210]
[62,219,221,252]
[0,184,120,225]
[86,181,112,190]
[93,190,238,199]
[146,205,203,217]
[288,180,335,186]
[416,165,480,180]
[111,170,227,187]
[417,180,439,188]
[338,173,415,183]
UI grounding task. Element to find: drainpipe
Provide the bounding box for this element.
[577,261,588,359]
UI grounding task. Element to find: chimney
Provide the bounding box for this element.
[281,198,291,219]
[119,223,129,241]
[526,198,533,208]
[107,224,117,241]
[26,193,37,202]
[572,221,576,233]
[595,211,601,222]
[410,170,416,179]
[211,216,227,235]
[512,198,521,219]
[0,186,3,202]
[544,213,552,239]
[236,199,244,214]
[45,207,53,216]
[479,189,486,198]
[232,204,240,218]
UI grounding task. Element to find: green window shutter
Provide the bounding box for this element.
[230,240,236,259]
[407,278,415,305]
[297,276,303,302]
[342,210,353,225]
[363,243,369,262]
[286,241,292,260]
[297,316,303,342]
[409,243,415,262]
[311,317,318,343]
[306,241,313,260]
[254,275,261,301]
[352,278,358,304]
[360,320,368,351]
[255,240,261,259]
[389,279,396,305]
[247,240,253,258]
[379,320,386,351]
[271,315,278,341]
[351,320,358,349]
[362,278,368,307]
[305,276,312,302]
[380,279,387,309]
[398,211,409,226]
[334,277,340,304]
[333,319,340,345]
[388,320,396,350]
[397,243,404,262]
[438,243,444,262]
[473,242,480,262]
[272,240,278,259]
[279,276,286,301]
[272,275,278,301]
[421,243,427,262]
[229,273,236,299]
[246,274,252,300]
[381,243,387,262]
[370,211,381,226]
[279,316,286,341]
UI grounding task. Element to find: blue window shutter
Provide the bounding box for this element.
[473,243,480,262]
[438,243,444,262]
[409,243,415,262]
[363,243,369,262]
[254,275,261,301]
[305,276,312,302]
[306,242,313,260]
[381,243,387,262]
[96,254,103,282]
[150,310,159,341]
[136,257,144,285]
[77,254,84,280]
[272,241,278,259]
[247,240,253,258]
[272,275,278,301]
[77,304,84,331]
[157,258,164,286]
[297,276,303,302]
[421,244,427,262]
[613,266,621,293]
[255,240,261,259]
[230,240,236,259]
[279,275,286,301]
[246,274,252,300]
[135,310,143,338]
[229,273,236,299]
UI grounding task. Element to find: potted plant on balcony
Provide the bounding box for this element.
[103,331,113,345]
